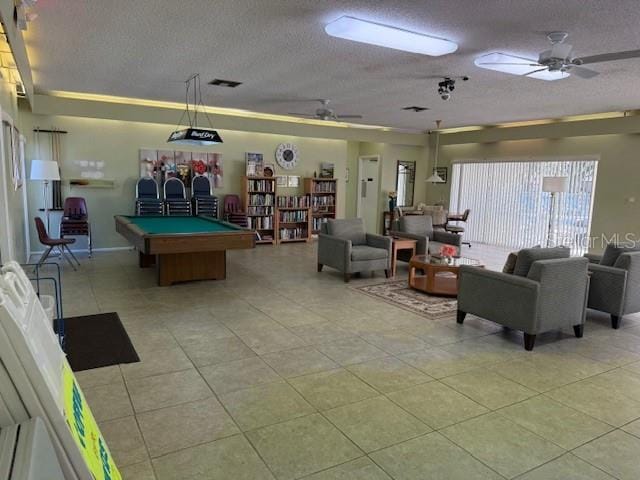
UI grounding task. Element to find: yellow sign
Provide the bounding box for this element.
[62,362,122,480]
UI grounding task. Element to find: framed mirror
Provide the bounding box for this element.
[396,160,416,207]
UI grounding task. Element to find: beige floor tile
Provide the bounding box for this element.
[441,412,564,478]
[288,322,353,344]
[370,431,502,480]
[303,457,391,480]
[99,416,148,467]
[219,381,314,431]
[261,347,338,378]
[403,323,471,346]
[441,369,536,409]
[387,382,488,429]
[83,382,133,422]
[152,435,274,480]
[490,358,581,392]
[316,337,388,366]
[237,326,307,355]
[587,368,640,402]
[199,357,282,395]
[324,396,431,452]
[545,379,640,426]
[137,397,239,458]
[529,352,613,380]
[127,370,212,413]
[624,360,640,375]
[622,418,640,438]
[167,319,235,345]
[574,430,640,480]
[516,453,615,480]
[246,414,362,480]
[119,460,156,480]
[498,396,613,449]
[180,336,256,367]
[120,347,194,381]
[398,347,479,379]
[346,357,432,393]
[360,330,430,355]
[289,368,378,410]
[74,365,123,389]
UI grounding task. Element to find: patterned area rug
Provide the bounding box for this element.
[355,281,457,319]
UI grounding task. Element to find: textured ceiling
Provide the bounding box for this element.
[24,0,640,130]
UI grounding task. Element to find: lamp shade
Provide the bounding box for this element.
[542,176,569,193]
[30,160,60,181]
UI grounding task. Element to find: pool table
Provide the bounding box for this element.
[115,215,255,286]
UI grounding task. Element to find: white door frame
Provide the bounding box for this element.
[0,105,15,262]
[356,155,381,231]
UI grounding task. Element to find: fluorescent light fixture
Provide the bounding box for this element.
[325,16,458,56]
[474,52,569,81]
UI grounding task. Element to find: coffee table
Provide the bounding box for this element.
[408,254,483,297]
[391,237,418,277]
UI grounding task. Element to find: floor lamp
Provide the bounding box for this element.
[542,176,569,247]
[30,160,60,232]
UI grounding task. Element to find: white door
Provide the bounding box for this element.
[357,155,381,233]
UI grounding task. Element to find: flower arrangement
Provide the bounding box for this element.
[440,244,457,259]
[388,191,398,211]
[388,191,398,199]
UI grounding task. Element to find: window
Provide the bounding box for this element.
[449,159,597,254]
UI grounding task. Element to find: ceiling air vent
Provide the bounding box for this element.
[402,106,429,112]
[208,78,243,88]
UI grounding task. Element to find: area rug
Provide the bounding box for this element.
[60,312,140,372]
[355,281,457,319]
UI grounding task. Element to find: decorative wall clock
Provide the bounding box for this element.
[275,143,299,170]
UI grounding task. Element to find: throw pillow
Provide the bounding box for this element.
[502,252,518,274]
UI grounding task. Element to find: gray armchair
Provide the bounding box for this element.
[389,215,462,262]
[585,245,640,329]
[318,218,392,282]
[457,248,589,351]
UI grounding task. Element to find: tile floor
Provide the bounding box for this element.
[45,242,640,480]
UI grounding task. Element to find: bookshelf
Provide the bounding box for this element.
[276,195,312,243]
[242,176,276,244]
[304,178,337,234]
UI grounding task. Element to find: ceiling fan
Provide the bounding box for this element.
[475,32,640,80]
[288,99,363,121]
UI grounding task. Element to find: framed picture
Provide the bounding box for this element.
[435,167,448,183]
[209,153,223,188]
[263,163,275,177]
[276,175,288,187]
[287,175,300,188]
[246,152,263,176]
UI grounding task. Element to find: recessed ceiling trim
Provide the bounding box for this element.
[325,16,458,56]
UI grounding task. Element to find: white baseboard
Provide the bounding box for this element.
[29,246,133,256]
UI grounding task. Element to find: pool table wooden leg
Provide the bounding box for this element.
[157,251,226,286]
[139,252,156,268]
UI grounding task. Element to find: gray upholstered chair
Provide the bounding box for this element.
[389,215,462,262]
[318,218,392,282]
[585,244,640,329]
[457,247,589,351]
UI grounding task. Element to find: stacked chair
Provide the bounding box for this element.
[164,177,192,216]
[191,175,218,217]
[59,197,92,257]
[34,217,81,270]
[223,194,248,228]
[135,177,164,215]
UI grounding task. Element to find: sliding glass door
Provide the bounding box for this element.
[449,159,597,254]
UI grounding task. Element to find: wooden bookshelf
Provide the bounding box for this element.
[242,176,276,244]
[304,178,337,234]
[276,195,312,243]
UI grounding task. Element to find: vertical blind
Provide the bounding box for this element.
[449,159,598,254]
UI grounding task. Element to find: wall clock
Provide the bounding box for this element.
[275,143,299,170]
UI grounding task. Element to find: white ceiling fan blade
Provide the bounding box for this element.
[570,66,600,79]
[478,62,540,66]
[475,52,544,77]
[336,115,363,119]
[287,112,318,117]
[550,43,573,59]
[523,67,548,76]
[576,49,640,65]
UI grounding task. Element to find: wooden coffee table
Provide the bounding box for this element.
[391,237,418,277]
[408,254,483,297]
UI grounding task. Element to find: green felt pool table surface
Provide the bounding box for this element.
[122,215,242,235]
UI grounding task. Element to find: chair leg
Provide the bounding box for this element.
[88,223,92,258]
[573,324,584,338]
[384,269,390,278]
[317,263,323,272]
[58,246,77,271]
[35,246,54,269]
[456,310,466,324]
[611,315,621,329]
[64,244,81,266]
[524,333,536,351]
[344,273,351,283]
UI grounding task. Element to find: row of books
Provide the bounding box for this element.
[276,195,310,208]
[248,216,273,230]
[248,179,275,192]
[311,196,335,207]
[248,206,274,216]
[313,181,336,193]
[279,211,308,223]
[313,217,329,231]
[249,193,274,206]
[279,228,308,240]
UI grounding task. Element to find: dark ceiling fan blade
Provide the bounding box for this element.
[576,49,640,65]
[287,112,319,117]
[571,66,600,79]
[478,62,540,66]
[336,115,363,119]
[523,67,548,76]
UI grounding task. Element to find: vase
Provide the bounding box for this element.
[389,199,396,212]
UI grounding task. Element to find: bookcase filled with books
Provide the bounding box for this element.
[242,176,276,244]
[304,178,337,234]
[276,195,312,243]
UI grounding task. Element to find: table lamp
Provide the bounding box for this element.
[542,176,569,247]
[30,160,60,231]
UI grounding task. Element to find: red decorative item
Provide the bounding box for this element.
[440,244,457,258]
[193,160,207,175]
